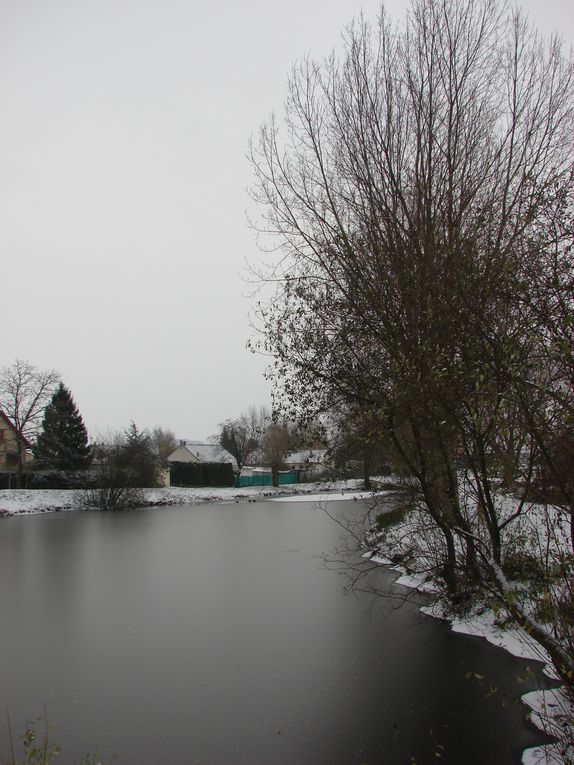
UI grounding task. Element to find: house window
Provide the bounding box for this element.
[0,430,4,443]
[6,452,18,468]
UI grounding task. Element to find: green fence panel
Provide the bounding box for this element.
[235,475,272,488]
[235,471,299,488]
[278,470,298,485]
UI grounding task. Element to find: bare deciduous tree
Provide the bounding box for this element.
[0,359,60,486]
[249,0,574,688]
[86,423,161,510]
[262,422,291,486]
[150,426,178,462]
[217,405,270,472]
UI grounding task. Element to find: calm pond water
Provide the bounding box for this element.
[0,497,550,764]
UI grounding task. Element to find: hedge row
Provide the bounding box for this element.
[170,461,234,488]
[0,463,236,490]
[0,471,99,490]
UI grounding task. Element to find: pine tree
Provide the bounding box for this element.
[35,383,91,470]
[118,422,160,487]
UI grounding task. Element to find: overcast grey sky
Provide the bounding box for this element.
[1,0,572,441]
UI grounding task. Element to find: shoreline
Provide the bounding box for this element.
[372,556,572,765]
[0,480,369,517]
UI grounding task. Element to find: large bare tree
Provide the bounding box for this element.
[150,426,178,462]
[250,0,574,686]
[0,359,60,486]
[217,405,269,472]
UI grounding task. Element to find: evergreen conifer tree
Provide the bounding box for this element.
[35,383,91,470]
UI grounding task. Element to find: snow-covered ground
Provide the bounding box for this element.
[272,490,375,503]
[0,480,367,516]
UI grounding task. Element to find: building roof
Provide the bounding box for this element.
[0,410,32,449]
[284,449,328,465]
[171,440,237,467]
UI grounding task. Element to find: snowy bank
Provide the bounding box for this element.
[0,480,368,517]
[372,551,573,764]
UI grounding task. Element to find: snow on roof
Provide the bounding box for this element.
[178,441,236,466]
[284,449,327,465]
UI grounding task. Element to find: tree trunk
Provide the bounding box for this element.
[487,560,574,692]
[16,434,25,489]
[363,449,371,491]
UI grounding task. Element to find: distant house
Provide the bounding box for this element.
[238,465,273,478]
[167,440,236,488]
[0,411,32,472]
[167,440,237,469]
[284,449,331,477]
